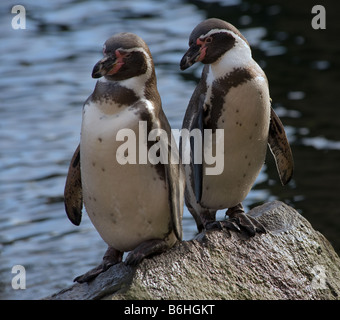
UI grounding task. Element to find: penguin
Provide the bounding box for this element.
[64,32,184,283]
[179,18,293,235]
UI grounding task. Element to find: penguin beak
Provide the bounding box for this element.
[92,56,119,78]
[180,44,201,70]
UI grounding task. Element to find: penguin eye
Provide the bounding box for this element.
[205,36,213,43]
[116,50,132,59]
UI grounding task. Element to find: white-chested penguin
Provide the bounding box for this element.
[180,18,293,235]
[64,33,184,282]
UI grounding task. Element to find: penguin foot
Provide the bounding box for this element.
[74,246,123,283]
[226,204,266,237]
[205,220,241,233]
[125,239,169,266]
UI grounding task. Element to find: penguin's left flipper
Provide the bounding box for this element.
[64,144,83,226]
[268,107,294,185]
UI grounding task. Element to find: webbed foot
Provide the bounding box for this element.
[125,239,169,266]
[205,220,241,233]
[226,203,266,237]
[74,246,123,283]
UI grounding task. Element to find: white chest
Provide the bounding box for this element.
[80,100,172,251]
[200,72,271,209]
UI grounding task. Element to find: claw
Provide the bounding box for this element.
[205,221,223,231]
[220,219,242,233]
[226,203,266,237]
[199,203,266,238]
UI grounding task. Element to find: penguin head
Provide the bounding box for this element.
[180,18,249,70]
[92,32,153,81]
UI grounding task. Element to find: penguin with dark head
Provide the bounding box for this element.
[180,18,293,236]
[64,33,184,282]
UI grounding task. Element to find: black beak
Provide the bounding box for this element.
[180,44,201,70]
[91,56,116,78]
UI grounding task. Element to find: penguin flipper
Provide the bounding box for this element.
[268,107,294,185]
[158,110,184,241]
[190,94,205,203]
[64,144,83,226]
[165,159,184,241]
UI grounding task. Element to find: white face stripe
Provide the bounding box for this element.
[103,46,152,66]
[200,29,249,50]
[205,29,253,81]
[120,47,153,98]
[117,46,149,55]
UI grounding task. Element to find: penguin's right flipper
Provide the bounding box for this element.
[190,94,205,203]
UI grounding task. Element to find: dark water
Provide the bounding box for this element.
[0,0,339,299]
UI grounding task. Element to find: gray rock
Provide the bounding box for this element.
[46,201,340,300]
